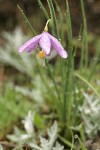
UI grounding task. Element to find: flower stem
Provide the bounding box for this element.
[17,5,36,36]
[44,19,52,32]
[45,59,62,115]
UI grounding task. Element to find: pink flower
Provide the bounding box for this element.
[19,32,68,59]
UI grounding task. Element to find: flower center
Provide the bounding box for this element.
[38,50,45,58]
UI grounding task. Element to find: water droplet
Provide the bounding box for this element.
[75,135,78,139]
[78,35,81,41]
[59,38,61,42]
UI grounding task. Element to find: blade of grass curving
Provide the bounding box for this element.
[80,0,88,70]
[37,0,49,19]
[47,0,59,38]
[17,5,36,36]
[75,72,100,99]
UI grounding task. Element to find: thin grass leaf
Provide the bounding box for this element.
[45,59,63,119]
[54,0,64,41]
[17,5,36,36]
[80,0,88,70]
[66,1,72,47]
[47,0,59,38]
[62,0,74,125]
[37,0,49,19]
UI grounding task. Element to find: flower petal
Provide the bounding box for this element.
[39,32,51,55]
[48,33,68,58]
[19,34,42,53]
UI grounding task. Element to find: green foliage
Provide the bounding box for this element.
[0,83,33,137]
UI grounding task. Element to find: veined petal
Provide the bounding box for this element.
[19,34,42,53]
[48,33,68,58]
[39,32,51,55]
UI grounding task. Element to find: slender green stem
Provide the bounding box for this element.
[35,59,56,100]
[17,5,36,36]
[47,0,59,38]
[62,0,73,125]
[37,0,49,19]
[45,59,62,108]
[54,0,64,41]
[80,0,88,69]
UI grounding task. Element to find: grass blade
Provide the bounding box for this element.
[80,0,88,70]
[47,0,59,38]
[37,0,49,19]
[62,0,74,125]
[54,0,64,41]
[17,5,36,36]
